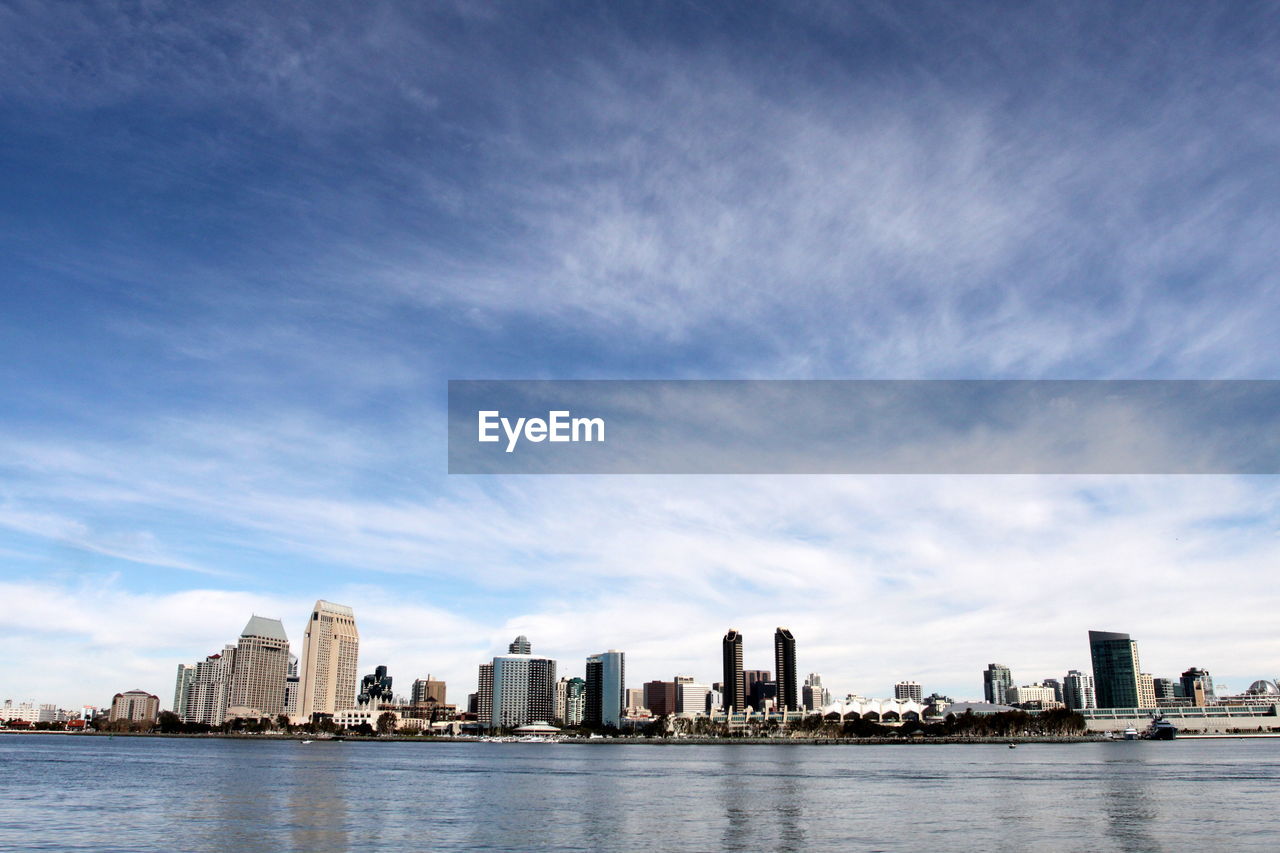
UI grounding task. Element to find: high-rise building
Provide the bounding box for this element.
[722,630,746,713]
[108,690,159,723]
[585,650,625,728]
[298,601,360,720]
[555,678,569,721]
[563,676,586,726]
[476,663,493,725]
[1137,673,1157,709]
[1089,630,1142,709]
[227,616,290,719]
[1180,668,1215,706]
[626,688,645,711]
[284,654,300,717]
[478,639,556,730]
[1153,677,1181,701]
[173,664,195,716]
[184,646,235,725]
[774,628,797,712]
[894,681,923,702]
[983,664,1013,705]
[803,673,830,711]
[488,653,557,729]
[411,677,446,705]
[750,680,778,711]
[676,681,710,716]
[1063,669,1096,711]
[744,669,772,710]
[644,681,676,716]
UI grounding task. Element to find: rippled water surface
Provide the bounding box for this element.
[1,735,1278,852]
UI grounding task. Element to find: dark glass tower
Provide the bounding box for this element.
[983,663,1012,705]
[585,650,625,728]
[1089,630,1141,709]
[722,629,746,712]
[774,627,797,712]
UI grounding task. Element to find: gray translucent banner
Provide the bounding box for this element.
[447,380,1280,474]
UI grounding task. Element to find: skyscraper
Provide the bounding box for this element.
[227,615,291,719]
[284,654,300,718]
[774,627,797,712]
[894,681,923,702]
[745,670,773,710]
[1089,630,1142,709]
[1063,669,1096,711]
[722,630,745,712]
[1180,667,1215,706]
[477,663,493,726]
[298,600,360,720]
[562,676,586,726]
[983,664,1013,705]
[184,645,235,725]
[1137,673,1157,709]
[173,664,195,716]
[509,635,532,654]
[479,638,557,730]
[492,656,557,729]
[803,673,830,711]
[411,677,446,705]
[585,650,625,728]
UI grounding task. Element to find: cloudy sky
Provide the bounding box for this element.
[2,2,1278,709]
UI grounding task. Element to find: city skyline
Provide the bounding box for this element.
[14,605,1272,721]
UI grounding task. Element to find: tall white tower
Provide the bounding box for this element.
[298,600,360,720]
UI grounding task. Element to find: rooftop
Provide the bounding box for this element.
[241,615,289,642]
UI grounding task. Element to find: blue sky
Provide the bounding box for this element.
[2,2,1279,707]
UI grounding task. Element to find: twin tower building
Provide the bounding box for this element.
[722,627,797,713]
[174,600,360,725]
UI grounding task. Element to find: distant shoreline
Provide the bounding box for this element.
[0,731,1112,745]
[8,730,1277,744]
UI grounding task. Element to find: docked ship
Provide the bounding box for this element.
[1143,718,1178,740]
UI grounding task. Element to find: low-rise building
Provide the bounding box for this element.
[109,690,160,723]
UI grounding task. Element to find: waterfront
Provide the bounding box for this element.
[1,736,1278,851]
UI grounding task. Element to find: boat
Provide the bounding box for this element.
[1008,743,1017,749]
[1122,727,1138,740]
[1143,719,1177,740]
[300,739,313,744]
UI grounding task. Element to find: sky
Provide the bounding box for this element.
[2,1,1279,709]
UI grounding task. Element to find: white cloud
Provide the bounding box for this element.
[3,468,1277,708]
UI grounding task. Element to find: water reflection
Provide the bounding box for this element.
[716,746,807,851]
[1101,748,1160,853]
[287,743,351,852]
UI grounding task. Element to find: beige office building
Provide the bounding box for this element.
[226,616,291,719]
[108,690,159,723]
[298,600,360,721]
[1138,672,1158,709]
